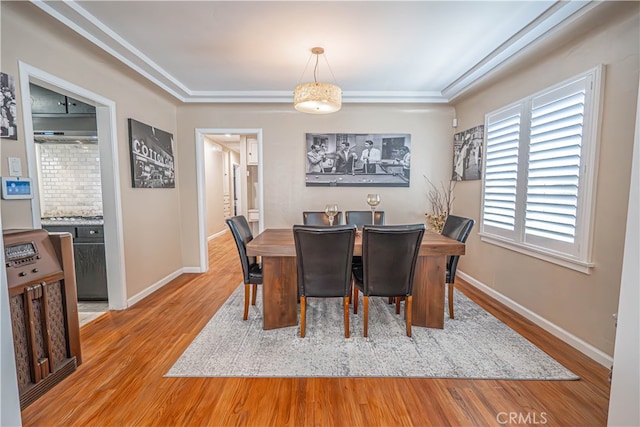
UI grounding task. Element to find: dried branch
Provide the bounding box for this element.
[424,176,455,216]
[424,176,456,232]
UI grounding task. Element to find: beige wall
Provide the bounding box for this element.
[1,2,183,299]
[177,103,455,265]
[452,2,639,355]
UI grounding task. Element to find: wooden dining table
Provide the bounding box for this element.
[246,228,465,330]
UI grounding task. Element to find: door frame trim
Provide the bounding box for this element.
[18,61,128,310]
[194,128,263,272]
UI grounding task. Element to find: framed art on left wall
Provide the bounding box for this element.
[128,118,175,188]
[1,72,18,140]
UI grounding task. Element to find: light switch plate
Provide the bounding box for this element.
[8,157,22,177]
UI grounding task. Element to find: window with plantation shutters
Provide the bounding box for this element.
[480,67,602,273]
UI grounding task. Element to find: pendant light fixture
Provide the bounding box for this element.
[294,47,342,114]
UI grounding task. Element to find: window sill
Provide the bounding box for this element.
[479,233,594,274]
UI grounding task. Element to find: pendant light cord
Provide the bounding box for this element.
[296,53,314,85]
[296,51,339,86]
[321,53,339,85]
[313,54,319,83]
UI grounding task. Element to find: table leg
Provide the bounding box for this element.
[412,255,446,329]
[262,256,298,330]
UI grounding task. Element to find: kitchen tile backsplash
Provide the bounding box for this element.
[38,143,103,217]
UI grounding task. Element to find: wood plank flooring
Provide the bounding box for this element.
[20,232,611,426]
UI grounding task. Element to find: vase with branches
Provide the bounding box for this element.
[424,176,455,232]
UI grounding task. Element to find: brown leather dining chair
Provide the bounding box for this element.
[293,224,356,338]
[303,211,343,226]
[352,224,425,337]
[225,215,262,320]
[441,215,475,319]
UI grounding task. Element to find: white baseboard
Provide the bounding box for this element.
[208,229,227,241]
[458,271,613,368]
[182,267,204,273]
[127,268,187,307]
[127,230,229,306]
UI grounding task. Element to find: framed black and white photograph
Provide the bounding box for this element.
[128,118,175,188]
[305,133,411,187]
[1,72,18,140]
[452,125,484,181]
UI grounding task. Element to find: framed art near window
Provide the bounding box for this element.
[453,125,484,181]
[128,118,175,188]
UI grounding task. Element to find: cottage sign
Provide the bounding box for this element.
[132,137,174,169]
[128,118,175,188]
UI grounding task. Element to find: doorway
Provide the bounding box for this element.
[18,62,127,311]
[195,129,263,272]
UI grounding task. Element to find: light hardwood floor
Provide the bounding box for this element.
[21,232,611,426]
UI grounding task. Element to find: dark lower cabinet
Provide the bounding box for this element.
[42,224,107,301]
[73,242,108,300]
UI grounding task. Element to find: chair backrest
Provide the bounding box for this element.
[361,224,425,297]
[345,210,385,227]
[293,225,356,298]
[441,215,475,283]
[302,211,343,226]
[225,215,256,284]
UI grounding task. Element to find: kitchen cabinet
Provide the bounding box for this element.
[73,242,107,300]
[246,164,259,235]
[247,209,259,222]
[223,153,230,194]
[66,98,95,114]
[41,224,107,301]
[247,138,258,165]
[245,137,260,233]
[223,194,232,218]
[30,84,95,115]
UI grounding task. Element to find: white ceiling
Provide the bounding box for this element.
[34,0,598,104]
[205,133,242,153]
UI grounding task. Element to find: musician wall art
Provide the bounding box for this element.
[305,133,411,187]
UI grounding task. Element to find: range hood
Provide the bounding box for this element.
[34,130,98,143]
[32,116,98,144]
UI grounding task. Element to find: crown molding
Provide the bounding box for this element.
[30,0,190,101]
[31,0,599,105]
[442,0,601,101]
[181,90,448,104]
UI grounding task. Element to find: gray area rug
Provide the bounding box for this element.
[166,285,578,379]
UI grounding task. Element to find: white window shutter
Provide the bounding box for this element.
[483,107,521,233]
[525,79,587,246]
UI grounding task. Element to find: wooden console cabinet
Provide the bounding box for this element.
[3,229,82,409]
